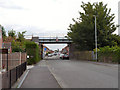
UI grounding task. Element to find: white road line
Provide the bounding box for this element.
[47,66,63,88]
[17,70,30,88]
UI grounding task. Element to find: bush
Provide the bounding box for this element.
[25,41,41,65]
[98,46,120,63]
[11,40,25,52]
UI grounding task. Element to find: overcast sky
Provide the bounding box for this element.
[0,0,119,50]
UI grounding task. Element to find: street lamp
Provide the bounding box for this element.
[93,15,97,61]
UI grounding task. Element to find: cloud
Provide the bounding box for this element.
[0,0,119,50]
[0,0,24,10]
[44,44,67,51]
[0,4,24,10]
[0,0,119,36]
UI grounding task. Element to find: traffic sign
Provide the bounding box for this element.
[44,48,47,51]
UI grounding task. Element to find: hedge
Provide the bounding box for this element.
[25,41,41,65]
[98,46,120,63]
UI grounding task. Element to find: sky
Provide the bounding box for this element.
[0,0,119,50]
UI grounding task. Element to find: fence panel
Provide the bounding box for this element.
[2,52,26,71]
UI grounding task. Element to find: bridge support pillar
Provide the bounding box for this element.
[39,43,43,60]
[69,43,76,60]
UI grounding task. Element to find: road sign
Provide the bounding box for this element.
[44,48,47,51]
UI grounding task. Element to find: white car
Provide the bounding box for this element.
[48,54,52,57]
[59,54,64,59]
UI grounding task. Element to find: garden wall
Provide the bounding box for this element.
[70,51,94,60]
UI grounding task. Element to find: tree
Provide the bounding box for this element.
[17,31,26,42]
[8,29,16,38]
[67,2,117,50]
[11,40,26,52]
[0,25,6,40]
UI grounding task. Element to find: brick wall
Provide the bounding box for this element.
[70,51,93,60]
[69,43,94,60]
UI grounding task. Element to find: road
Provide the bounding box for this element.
[46,60,118,88]
[44,55,60,60]
[21,57,118,88]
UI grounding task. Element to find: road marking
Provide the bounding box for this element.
[17,70,30,88]
[47,65,63,88]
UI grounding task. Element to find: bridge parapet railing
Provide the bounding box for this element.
[39,37,69,39]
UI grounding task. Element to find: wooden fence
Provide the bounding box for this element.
[0,52,26,71]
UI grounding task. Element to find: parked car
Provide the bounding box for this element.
[60,54,69,60]
[48,54,52,57]
[54,53,57,56]
[59,54,64,59]
[63,54,69,59]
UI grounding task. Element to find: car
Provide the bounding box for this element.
[62,54,69,59]
[54,53,57,56]
[60,54,69,60]
[48,54,52,57]
[59,54,64,59]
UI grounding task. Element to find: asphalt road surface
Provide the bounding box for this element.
[21,58,118,88]
[46,59,118,88]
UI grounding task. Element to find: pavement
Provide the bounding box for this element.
[20,60,61,88]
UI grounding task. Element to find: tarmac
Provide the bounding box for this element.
[12,59,118,89]
[12,60,61,88]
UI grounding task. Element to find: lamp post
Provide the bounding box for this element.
[93,15,97,61]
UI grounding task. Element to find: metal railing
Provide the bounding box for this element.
[39,37,72,43]
[2,62,27,89]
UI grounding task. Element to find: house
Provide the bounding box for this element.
[43,45,54,54]
[2,42,12,53]
[61,45,69,55]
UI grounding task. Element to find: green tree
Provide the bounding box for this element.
[0,25,6,40]
[67,2,117,50]
[11,39,26,52]
[17,31,26,42]
[9,31,27,52]
[8,29,16,38]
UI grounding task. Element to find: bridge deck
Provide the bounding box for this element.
[39,37,72,44]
